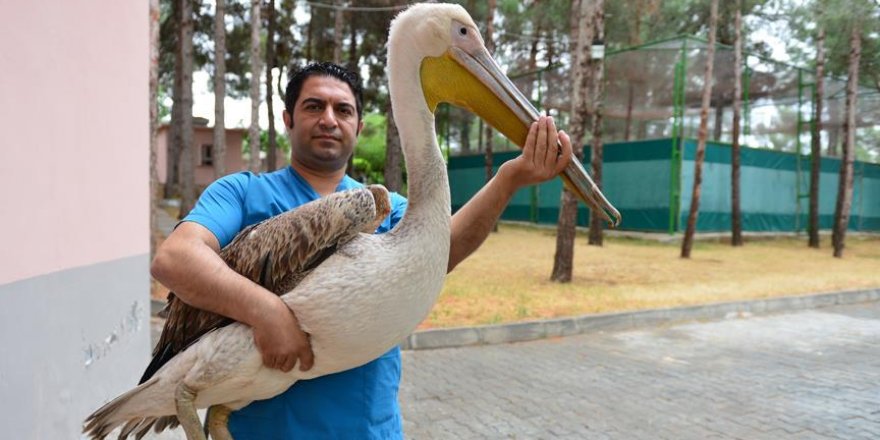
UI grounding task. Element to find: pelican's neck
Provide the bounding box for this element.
[388,50,451,235]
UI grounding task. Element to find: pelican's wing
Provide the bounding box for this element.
[140,185,391,384]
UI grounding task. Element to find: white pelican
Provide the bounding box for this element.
[84,4,620,440]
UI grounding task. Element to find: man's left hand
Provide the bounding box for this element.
[496,116,572,188]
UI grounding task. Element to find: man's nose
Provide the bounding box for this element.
[318,107,338,128]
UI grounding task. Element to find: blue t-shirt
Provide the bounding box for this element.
[183,166,408,439]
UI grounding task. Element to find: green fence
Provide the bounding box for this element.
[448,137,880,233]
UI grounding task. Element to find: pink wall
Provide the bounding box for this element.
[157,125,289,189]
[0,1,149,284]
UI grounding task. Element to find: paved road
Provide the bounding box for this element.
[143,302,880,439]
[399,302,880,439]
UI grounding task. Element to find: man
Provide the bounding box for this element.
[151,62,573,438]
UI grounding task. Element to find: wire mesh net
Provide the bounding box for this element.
[449,36,880,162]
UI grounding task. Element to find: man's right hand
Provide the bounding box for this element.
[252,298,315,373]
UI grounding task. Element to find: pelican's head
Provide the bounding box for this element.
[388,3,620,226]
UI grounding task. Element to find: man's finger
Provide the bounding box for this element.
[299,347,315,372]
[555,130,573,174]
[262,353,276,369]
[535,117,548,167]
[523,120,538,164]
[544,118,559,170]
[280,355,296,373]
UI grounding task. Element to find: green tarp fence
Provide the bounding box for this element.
[448,138,880,233]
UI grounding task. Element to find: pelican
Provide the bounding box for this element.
[84,4,620,439]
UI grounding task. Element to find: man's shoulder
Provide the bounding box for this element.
[224,167,299,195]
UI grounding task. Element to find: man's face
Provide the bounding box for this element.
[283,75,363,173]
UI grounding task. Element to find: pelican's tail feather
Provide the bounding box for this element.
[83,378,177,439]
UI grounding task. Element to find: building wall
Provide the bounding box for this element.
[157,126,288,191]
[0,2,150,437]
[193,128,246,187]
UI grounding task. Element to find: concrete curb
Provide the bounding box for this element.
[400,288,880,350]
[151,288,880,350]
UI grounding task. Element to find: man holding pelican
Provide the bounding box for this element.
[151,62,573,438]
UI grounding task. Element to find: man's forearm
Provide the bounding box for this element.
[151,228,279,327]
[152,222,313,371]
[448,168,519,272]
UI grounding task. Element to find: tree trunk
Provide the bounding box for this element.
[248,0,262,173]
[333,1,345,65]
[305,11,313,62]
[166,0,184,199]
[150,0,160,259]
[809,24,825,248]
[628,0,643,45]
[460,112,473,154]
[551,0,593,282]
[384,100,403,193]
[828,100,840,156]
[832,22,860,258]
[347,6,358,71]
[344,3,356,176]
[713,100,723,141]
[266,0,277,172]
[214,0,227,179]
[624,85,634,141]
[523,24,540,103]
[588,0,606,247]
[178,0,196,218]
[731,0,743,247]
[681,0,719,258]
[483,0,497,231]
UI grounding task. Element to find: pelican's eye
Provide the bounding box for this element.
[459,27,467,36]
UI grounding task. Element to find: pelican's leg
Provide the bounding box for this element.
[175,383,207,440]
[206,405,234,440]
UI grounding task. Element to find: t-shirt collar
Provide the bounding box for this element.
[286,165,360,200]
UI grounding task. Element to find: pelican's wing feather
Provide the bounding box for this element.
[140,185,391,384]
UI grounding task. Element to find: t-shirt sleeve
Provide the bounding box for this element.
[182,172,251,248]
[388,192,407,230]
[374,192,408,233]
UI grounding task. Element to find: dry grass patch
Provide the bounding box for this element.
[424,224,880,329]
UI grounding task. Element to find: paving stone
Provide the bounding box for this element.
[400,302,880,439]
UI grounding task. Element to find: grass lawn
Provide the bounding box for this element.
[424,224,880,329]
[152,207,879,330]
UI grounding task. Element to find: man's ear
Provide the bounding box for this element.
[282,110,293,128]
[356,119,364,136]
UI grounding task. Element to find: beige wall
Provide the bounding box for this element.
[0,1,149,285]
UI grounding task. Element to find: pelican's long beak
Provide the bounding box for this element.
[421,42,621,227]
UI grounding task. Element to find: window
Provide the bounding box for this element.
[201,144,213,166]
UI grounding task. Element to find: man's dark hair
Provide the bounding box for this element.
[284,62,364,124]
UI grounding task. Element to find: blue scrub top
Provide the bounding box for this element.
[184,167,408,439]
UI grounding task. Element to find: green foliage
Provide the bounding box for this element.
[779,0,879,80]
[157,84,171,123]
[157,0,879,165]
[242,127,290,157]
[158,0,215,92]
[352,113,388,184]
[568,0,777,58]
